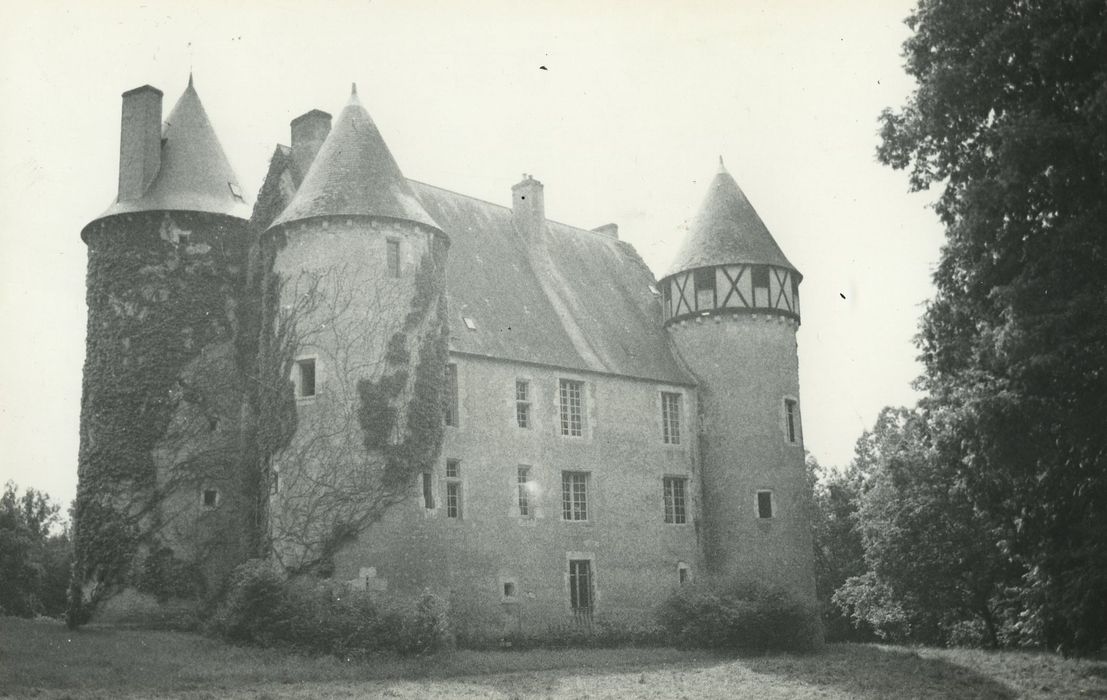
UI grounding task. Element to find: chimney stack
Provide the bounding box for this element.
[290,109,332,180]
[117,85,163,202]
[511,174,545,241]
[592,223,619,239]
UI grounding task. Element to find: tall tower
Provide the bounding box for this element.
[76,77,251,607]
[660,159,814,601]
[263,86,449,571]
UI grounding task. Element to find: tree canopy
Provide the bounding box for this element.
[874,0,1107,655]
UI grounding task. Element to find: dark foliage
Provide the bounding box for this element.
[878,0,1107,656]
[656,582,822,653]
[0,483,72,618]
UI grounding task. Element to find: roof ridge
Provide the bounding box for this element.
[407,178,624,242]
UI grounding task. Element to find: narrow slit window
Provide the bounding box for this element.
[445,459,461,519]
[421,471,435,509]
[784,399,798,443]
[515,380,530,428]
[517,466,531,517]
[444,364,458,427]
[386,239,401,277]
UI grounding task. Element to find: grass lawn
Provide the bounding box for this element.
[1,617,1105,699]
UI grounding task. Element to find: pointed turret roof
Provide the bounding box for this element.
[667,159,797,276]
[98,77,250,220]
[269,84,441,232]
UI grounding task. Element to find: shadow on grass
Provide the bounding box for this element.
[0,619,1021,698]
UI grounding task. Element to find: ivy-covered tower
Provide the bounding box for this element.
[75,77,251,613]
[659,159,815,601]
[263,85,450,572]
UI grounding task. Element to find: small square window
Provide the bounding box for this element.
[503,581,516,598]
[228,181,244,202]
[446,459,460,479]
[463,316,477,331]
[202,489,219,509]
[295,358,316,398]
[757,490,774,519]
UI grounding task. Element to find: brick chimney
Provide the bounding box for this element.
[511,174,545,241]
[117,85,163,202]
[592,223,618,239]
[290,109,332,180]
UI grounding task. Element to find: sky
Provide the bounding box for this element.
[0,0,945,506]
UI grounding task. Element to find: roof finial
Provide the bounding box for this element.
[351,82,358,96]
[188,70,194,89]
[718,155,727,174]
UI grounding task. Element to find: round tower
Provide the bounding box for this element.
[263,85,450,572]
[76,76,252,608]
[660,159,814,602]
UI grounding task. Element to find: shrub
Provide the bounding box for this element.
[208,561,453,656]
[656,582,822,652]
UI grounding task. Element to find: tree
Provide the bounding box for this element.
[834,408,1012,646]
[0,482,72,617]
[878,0,1107,655]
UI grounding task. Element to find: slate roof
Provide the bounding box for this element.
[667,160,798,277]
[270,87,441,232]
[410,182,693,385]
[96,77,251,220]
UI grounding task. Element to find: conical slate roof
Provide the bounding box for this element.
[667,159,797,276]
[269,85,440,232]
[98,76,251,220]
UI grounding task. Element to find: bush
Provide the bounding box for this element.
[656,583,822,652]
[208,560,452,656]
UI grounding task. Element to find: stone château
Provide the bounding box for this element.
[75,77,815,633]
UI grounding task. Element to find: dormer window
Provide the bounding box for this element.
[228,182,244,202]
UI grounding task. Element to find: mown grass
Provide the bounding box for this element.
[1,617,1105,699]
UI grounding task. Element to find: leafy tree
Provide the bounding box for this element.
[0,482,72,617]
[808,455,872,641]
[878,0,1107,656]
[835,408,1012,646]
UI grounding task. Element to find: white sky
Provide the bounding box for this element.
[0,0,943,506]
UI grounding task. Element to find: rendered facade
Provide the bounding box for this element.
[76,78,815,632]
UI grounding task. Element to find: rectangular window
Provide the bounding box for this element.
[515,380,530,428]
[445,459,461,518]
[568,559,593,612]
[444,364,458,427]
[295,358,316,398]
[558,379,584,437]
[202,489,219,509]
[446,482,461,518]
[678,562,690,585]
[561,471,588,521]
[386,239,401,277]
[757,490,774,519]
[663,477,687,524]
[661,392,681,444]
[784,399,798,443]
[421,471,434,509]
[517,466,531,517]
